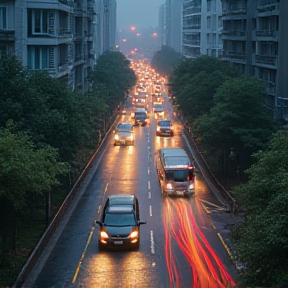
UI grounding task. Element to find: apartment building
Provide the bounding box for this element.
[0,0,116,94]
[221,0,288,121]
[163,0,184,53]
[182,0,222,58]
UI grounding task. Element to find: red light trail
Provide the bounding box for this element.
[163,198,237,288]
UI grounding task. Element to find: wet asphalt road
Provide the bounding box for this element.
[23,87,240,288]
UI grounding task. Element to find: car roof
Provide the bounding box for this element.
[135,108,146,112]
[106,205,134,213]
[158,119,171,122]
[108,194,136,206]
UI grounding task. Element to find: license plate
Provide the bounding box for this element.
[114,240,123,245]
[176,191,184,195]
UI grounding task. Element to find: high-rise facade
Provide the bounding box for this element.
[182,0,222,58]
[0,0,117,93]
[163,0,184,53]
[221,0,288,121]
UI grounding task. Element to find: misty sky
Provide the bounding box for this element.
[117,0,164,29]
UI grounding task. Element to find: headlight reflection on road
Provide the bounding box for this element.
[84,252,152,287]
[163,198,236,288]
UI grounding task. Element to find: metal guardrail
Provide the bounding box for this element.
[178,114,238,213]
[13,114,120,288]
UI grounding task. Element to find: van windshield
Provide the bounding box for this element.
[165,169,194,182]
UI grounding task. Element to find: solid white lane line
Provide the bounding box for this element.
[150,230,155,254]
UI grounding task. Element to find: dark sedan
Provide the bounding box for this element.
[96,195,146,250]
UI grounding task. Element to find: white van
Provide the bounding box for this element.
[156,147,195,197]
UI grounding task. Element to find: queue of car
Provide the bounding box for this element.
[98,60,193,251]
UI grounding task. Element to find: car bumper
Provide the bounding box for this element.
[156,130,173,136]
[114,140,134,146]
[164,189,194,197]
[99,237,139,250]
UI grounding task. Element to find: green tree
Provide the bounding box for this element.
[0,55,98,165]
[0,123,69,251]
[151,45,183,76]
[232,129,288,286]
[91,50,137,112]
[193,76,277,179]
[169,56,237,120]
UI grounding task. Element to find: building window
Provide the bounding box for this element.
[0,7,7,29]
[27,46,49,69]
[31,10,55,35]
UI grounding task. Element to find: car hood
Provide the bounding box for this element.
[104,225,135,237]
[117,131,132,136]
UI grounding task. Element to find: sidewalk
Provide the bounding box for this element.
[209,210,246,272]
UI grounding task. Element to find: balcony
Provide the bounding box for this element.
[257,0,278,13]
[74,54,85,66]
[222,30,246,41]
[253,30,278,41]
[183,7,201,17]
[222,51,246,64]
[252,54,277,68]
[262,80,276,96]
[182,39,200,47]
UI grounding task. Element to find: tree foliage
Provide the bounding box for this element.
[194,77,276,153]
[231,129,288,285]
[0,55,98,164]
[91,50,137,112]
[151,45,183,76]
[0,123,69,250]
[169,56,237,120]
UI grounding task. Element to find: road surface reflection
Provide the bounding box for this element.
[163,197,236,288]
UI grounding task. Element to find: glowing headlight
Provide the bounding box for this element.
[129,231,139,238]
[129,135,134,140]
[166,183,173,190]
[100,230,109,239]
[189,184,194,190]
[115,134,119,140]
[157,126,160,131]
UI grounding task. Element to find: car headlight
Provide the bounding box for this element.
[129,231,139,239]
[129,135,134,140]
[189,183,194,190]
[115,134,119,140]
[100,230,109,239]
[157,126,160,131]
[166,183,173,190]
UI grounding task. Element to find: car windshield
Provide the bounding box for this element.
[104,212,136,227]
[165,169,193,182]
[117,124,132,131]
[159,121,171,126]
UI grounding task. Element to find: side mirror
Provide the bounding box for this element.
[138,220,146,225]
[96,220,102,226]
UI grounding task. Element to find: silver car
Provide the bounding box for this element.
[114,123,134,146]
